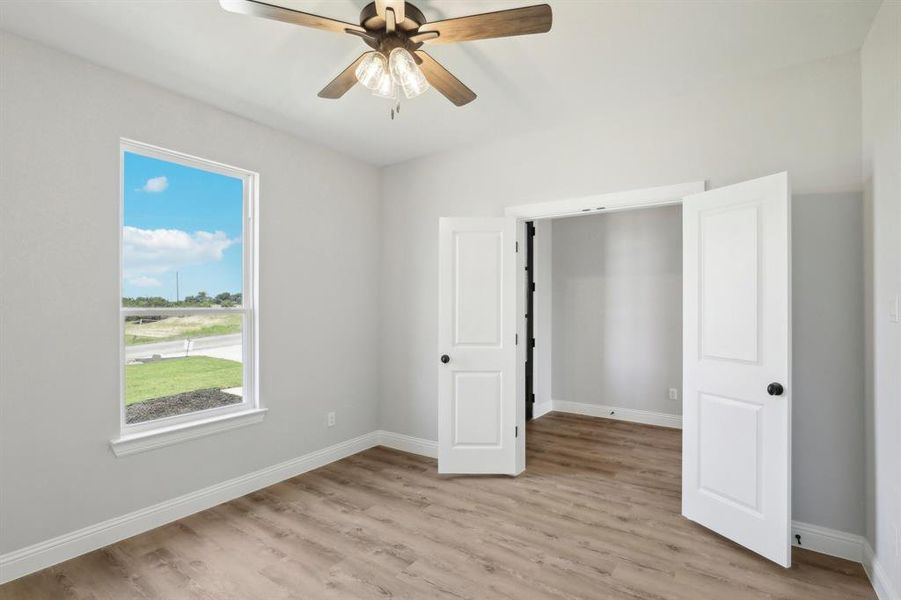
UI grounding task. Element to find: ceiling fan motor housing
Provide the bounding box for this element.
[357,2,429,59]
[360,2,426,32]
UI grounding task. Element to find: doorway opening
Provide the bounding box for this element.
[522,205,683,431]
[438,175,791,566]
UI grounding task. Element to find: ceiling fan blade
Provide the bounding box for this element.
[417,4,552,44]
[375,0,405,24]
[415,51,476,106]
[408,31,439,44]
[318,54,368,99]
[219,0,365,35]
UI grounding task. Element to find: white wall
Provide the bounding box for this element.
[378,51,865,537]
[550,206,682,416]
[792,192,865,536]
[861,1,901,595]
[379,50,861,437]
[0,34,381,554]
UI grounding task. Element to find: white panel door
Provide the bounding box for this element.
[438,217,518,474]
[682,172,792,567]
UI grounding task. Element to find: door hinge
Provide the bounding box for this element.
[515,241,519,253]
[531,338,536,348]
[515,333,519,345]
[515,426,519,438]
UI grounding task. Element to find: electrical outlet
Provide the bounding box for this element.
[327,411,336,427]
[668,388,679,401]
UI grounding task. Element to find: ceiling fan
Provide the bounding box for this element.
[219,0,553,109]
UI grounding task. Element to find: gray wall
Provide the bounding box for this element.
[550,207,683,416]
[792,193,865,535]
[0,34,381,553]
[861,1,901,591]
[378,51,866,537]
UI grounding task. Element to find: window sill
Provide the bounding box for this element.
[110,408,267,457]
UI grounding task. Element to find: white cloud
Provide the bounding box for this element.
[141,176,169,193]
[128,275,162,288]
[123,226,237,276]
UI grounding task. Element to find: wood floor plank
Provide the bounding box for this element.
[0,413,875,599]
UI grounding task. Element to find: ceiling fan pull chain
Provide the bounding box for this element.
[390,93,402,121]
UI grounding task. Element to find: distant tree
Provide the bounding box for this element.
[183,291,212,306]
[212,292,242,307]
[122,296,171,308]
[123,291,241,309]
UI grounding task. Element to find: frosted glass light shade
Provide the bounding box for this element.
[388,48,430,99]
[372,72,397,100]
[355,52,388,90]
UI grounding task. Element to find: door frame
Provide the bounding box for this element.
[503,180,706,471]
[525,221,536,422]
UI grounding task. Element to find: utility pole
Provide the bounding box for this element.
[175,272,180,303]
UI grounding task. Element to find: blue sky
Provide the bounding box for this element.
[123,151,243,300]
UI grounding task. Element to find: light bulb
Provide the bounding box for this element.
[355,52,387,91]
[388,47,430,99]
[372,72,397,100]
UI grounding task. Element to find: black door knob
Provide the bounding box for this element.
[767,382,784,396]
[440,354,450,364]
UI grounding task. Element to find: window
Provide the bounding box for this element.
[119,140,258,437]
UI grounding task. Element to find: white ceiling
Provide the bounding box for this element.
[0,0,881,166]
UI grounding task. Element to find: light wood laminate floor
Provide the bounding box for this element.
[0,412,875,599]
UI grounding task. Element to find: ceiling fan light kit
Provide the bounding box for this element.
[354,52,388,90]
[220,0,553,113]
[372,66,398,100]
[389,48,430,99]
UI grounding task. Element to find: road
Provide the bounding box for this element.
[125,333,242,363]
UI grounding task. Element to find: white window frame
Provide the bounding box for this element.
[116,138,261,446]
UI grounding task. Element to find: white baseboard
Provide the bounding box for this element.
[863,541,900,600]
[0,429,441,585]
[790,521,898,600]
[2,426,888,600]
[791,520,864,563]
[552,399,682,429]
[375,430,438,458]
[1,431,381,584]
[533,401,553,419]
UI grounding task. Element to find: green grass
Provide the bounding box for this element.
[125,356,242,405]
[124,314,242,346]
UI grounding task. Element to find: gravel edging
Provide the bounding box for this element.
[126,388,242,424]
